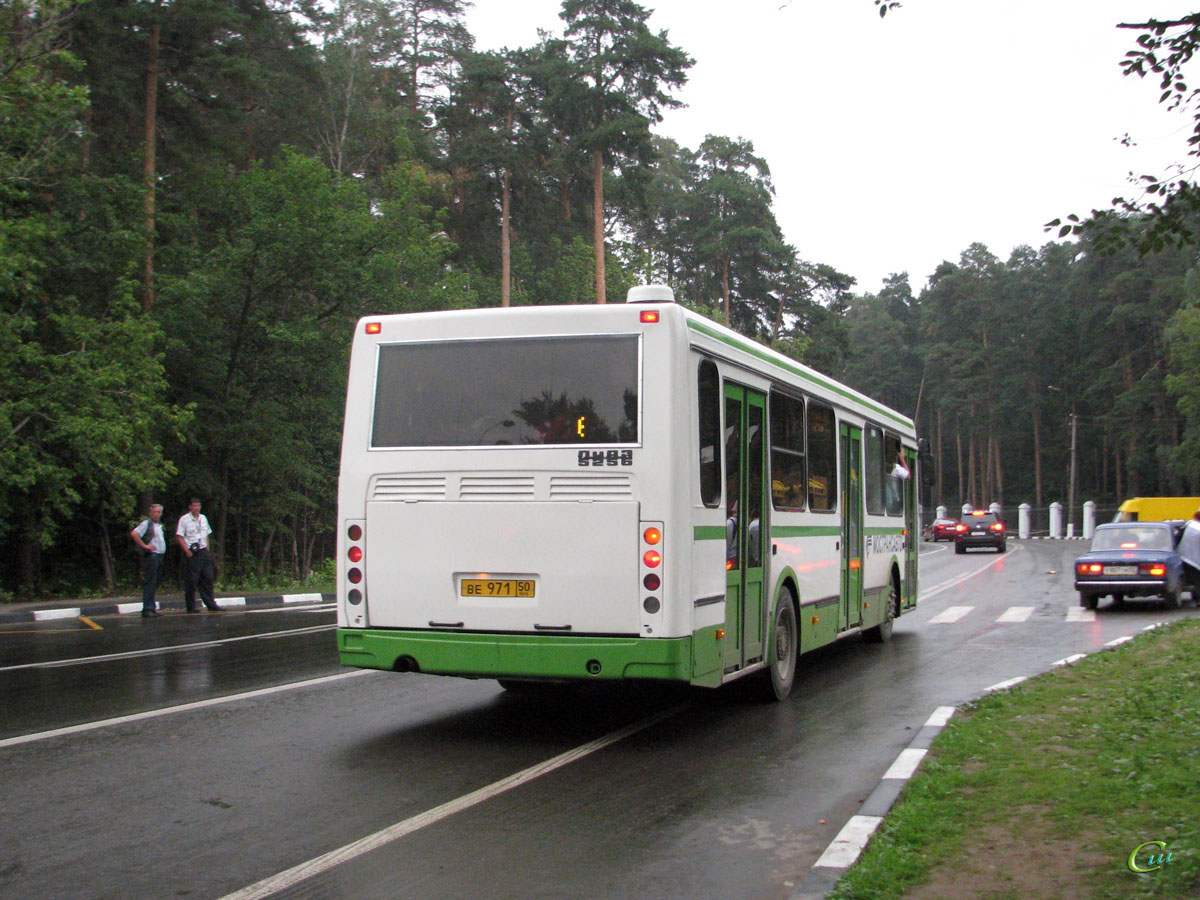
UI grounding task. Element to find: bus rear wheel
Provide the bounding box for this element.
[764,590,798,701]
[864,579,897,644]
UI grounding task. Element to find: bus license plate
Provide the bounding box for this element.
[461,579,535,598]
[1103,565,1137,576]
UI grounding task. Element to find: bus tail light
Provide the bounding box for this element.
[345,521,365,606]
[640,310,659,324]
[365,322,381,334]
[641,522,664,619]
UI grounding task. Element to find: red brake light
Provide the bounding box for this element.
[348,546,363,563]
[365,322,381,334]
[1120,542,1137,549]
[1141,563,1166,576]
[643,550,662,568]
[955,524,967,532]
[990,522,1005,532]
[640,310,659,324]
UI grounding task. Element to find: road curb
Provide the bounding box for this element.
[0,593,334,624]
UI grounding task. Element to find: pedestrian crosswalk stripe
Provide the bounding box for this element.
[928,605,973,624]
[996,606,1033,623]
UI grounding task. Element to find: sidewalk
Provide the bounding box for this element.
[0,589,334,624]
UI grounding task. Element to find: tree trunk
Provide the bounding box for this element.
[1032,405,1043,508]
[721,253,731,324]
[500,165,512,307]
[98,506,116,590]
[592,149,606,304]
[141,20,160,312]
[955,429,963,510]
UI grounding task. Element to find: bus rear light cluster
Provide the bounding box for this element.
[641,523,664,615]
[346,522,365,605]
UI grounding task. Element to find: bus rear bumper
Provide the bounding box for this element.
[337,628,692,683]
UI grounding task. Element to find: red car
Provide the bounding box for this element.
[924,517,959,541]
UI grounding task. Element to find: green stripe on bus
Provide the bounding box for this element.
[772,525,841,537]
[686,318,914,430]
[694,525,726,540]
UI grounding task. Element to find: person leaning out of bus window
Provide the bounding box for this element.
[130,503,167,618]
[887,449,910,512]
[176,498,222,612]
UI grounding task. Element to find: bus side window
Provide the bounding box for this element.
[769,391,806,511]
[864,425,884,515]
[698,359,722,507]
[808,402,836,511]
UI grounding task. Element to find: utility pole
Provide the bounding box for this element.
[1067,411,1078,537]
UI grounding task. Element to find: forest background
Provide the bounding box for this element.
[4,0,1200,598]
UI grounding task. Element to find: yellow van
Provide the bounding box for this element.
[1113,497,1200,523]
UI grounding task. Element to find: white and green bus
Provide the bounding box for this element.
[336,285,920,700]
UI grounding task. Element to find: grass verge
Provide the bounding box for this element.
[828,618,1200,900]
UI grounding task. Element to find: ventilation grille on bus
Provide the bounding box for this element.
[549,475,633,499]
[371,475,447,500]
[459,475,536,500]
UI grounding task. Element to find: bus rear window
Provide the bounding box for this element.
[371,336,640,447]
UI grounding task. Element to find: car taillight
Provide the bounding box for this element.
[1077,563,1103,575]
[990,522,1005,532]
[955,523,967,533]
[1140,563,1167,577]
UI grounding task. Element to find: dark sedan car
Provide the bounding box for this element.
[1074,522,1185,610]
[954,510,1006,553]
[924,517,959,541]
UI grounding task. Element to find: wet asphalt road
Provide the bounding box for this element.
[2,541,1197,900]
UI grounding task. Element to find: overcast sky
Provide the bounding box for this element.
[465,0,1196,295]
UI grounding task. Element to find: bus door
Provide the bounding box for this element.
[903,448,918,609]
[839,423,863,630]
[724,384,767,670]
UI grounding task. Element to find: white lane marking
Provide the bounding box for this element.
[918,548,1013,602]
[0,624,336,673]
[33,608,80,621]
[984,676,1028,693]
[925,706,956,728]
[1066,607,1095,622]
[1052,654,1086,667]
[928,606,973,624]
[813,815,884,869]
[0,670,374,750]
[996,606,1033,623]
[882,748,927,781]
[1105,635,1134,648]
[218,702,689,900]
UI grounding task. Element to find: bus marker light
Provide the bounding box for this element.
[811,616,820,624]
[643,526,662,545]
[643,573,660,590]
[640,310,659,324]
[365,322,381,334]
[347,524,362,541]
[348,546,363,562]
[348,567,362,584]
[643,550,662,568]
[348,589,362,605]
[715,629,725,640]
[643,596,660,614]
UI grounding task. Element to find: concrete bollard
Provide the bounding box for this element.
[1019,503,1031,539]
[1049,502,1063,539]
[1083,500,1096,540]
